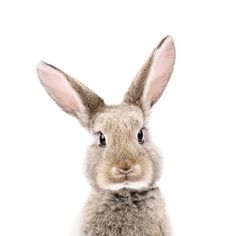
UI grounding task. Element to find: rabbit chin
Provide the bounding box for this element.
[106,181,149,191]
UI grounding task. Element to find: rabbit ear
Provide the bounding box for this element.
[37,62,105,127]
[124,36,175,110]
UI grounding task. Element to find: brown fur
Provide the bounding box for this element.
[44,62,105,118]
[123,35,171,109]
[85,103,162,191]
[123,51,154,108]
[81,187,170,236]
[37,36,176,236]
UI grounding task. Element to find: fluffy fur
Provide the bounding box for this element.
[37,35,176,236]
[81,187,170,236]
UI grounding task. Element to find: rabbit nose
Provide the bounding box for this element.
[117,167,134,174]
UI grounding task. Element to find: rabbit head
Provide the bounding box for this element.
[37,36,175,191]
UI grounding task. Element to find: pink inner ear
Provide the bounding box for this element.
[145,36,175,105]
[37,62,82,115]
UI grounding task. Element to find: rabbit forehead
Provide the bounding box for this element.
[93,103,144,133]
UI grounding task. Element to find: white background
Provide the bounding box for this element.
[0,1,236,235]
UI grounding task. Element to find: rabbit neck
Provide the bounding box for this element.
[94,185,160,203]
[108,185,159,200]
[81,186,168,236]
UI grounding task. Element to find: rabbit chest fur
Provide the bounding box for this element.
[81,187,169,236]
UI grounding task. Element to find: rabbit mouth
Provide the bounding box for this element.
[97,161,154,191]
[111,165,141,180]
[111,174,142,186]
[117,175,135,183]
[124,174,130,181]
[109,170,148,190]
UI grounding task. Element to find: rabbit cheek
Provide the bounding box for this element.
[95,159,115,190]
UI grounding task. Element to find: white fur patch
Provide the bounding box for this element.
[106,181,149,191]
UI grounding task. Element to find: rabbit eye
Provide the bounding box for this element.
[99,131,106,147]
[137,129,144,144]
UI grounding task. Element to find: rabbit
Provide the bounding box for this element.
[36,35,176,236]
